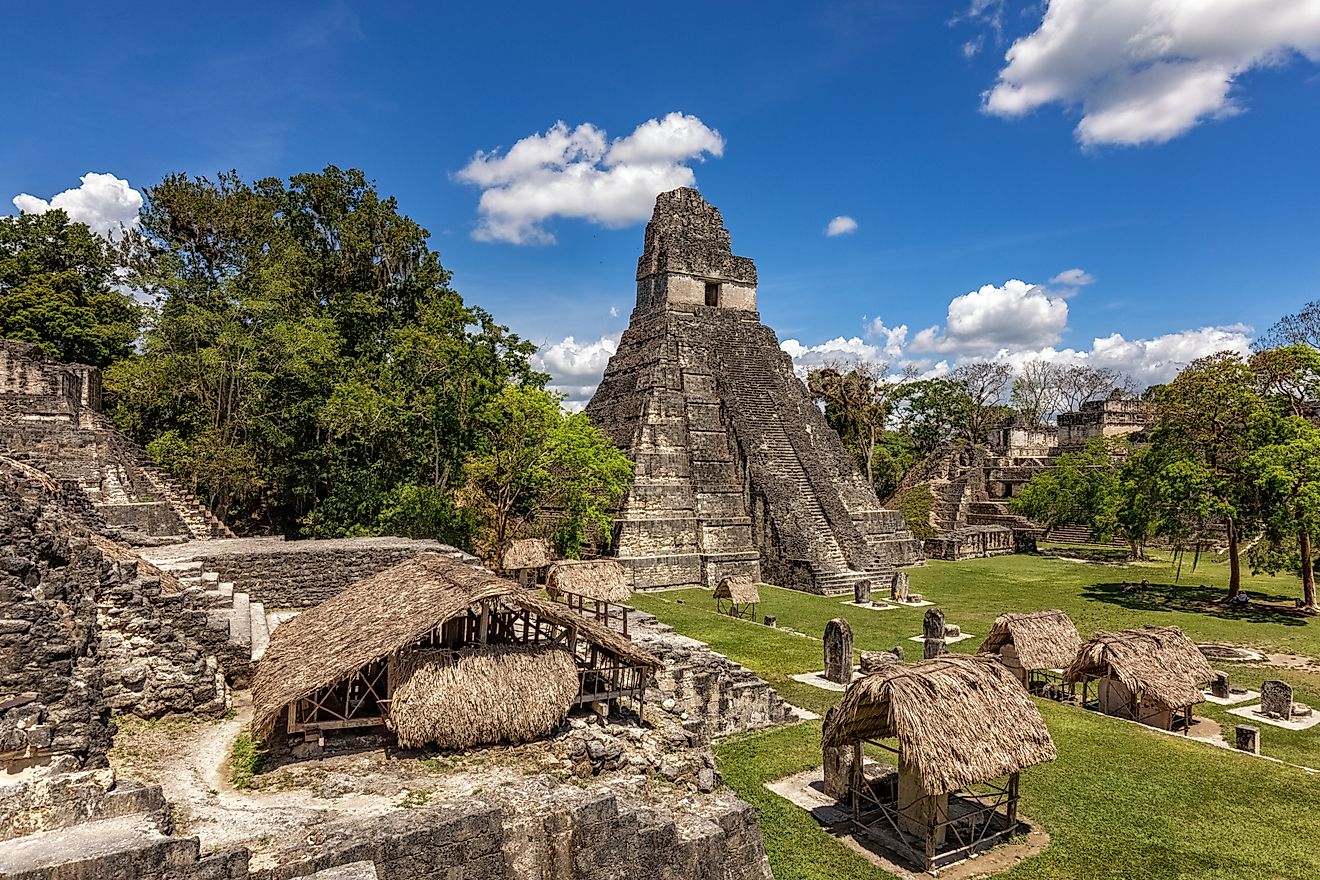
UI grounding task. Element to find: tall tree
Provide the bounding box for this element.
[808,361,913,490]
[0,210,142,367]
[1256,300,1320,351]
[951,361,1014,442]
[1056,365,1132,413]
[461,386,633,561]
[1009,359,1064,424]
[1247,417,1320,614]
[1145,352,1272,600]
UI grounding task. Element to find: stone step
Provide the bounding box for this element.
[229,592,252,649]
[250,600,270,662]
[0,813,190,878]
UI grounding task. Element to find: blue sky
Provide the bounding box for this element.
[4,1,1319,404]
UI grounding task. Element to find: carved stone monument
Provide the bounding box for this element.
[891,570,909,602]
[1211,671,1231,699]
[923,608,947,660]
[854,578,871,605]
[824,617,855,684]
[1260,680,1293,719]
[1234,724,1260,754]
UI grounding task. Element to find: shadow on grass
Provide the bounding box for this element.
[1083,581,1310,626]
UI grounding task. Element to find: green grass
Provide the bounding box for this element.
[633,552,1320,880]
[229,731,265,790]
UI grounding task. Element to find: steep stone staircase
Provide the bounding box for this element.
[91,412,235,540]
[711,321,892,595]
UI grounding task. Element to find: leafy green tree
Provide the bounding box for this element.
[808,362,913,490]
[892,378,972,456]
[1144,352,1274,600]
[1010,438,1153,557]
[461,386,633,561]
[0,210,142,367]
[106,167,541,540]
[1247,417,1320,613]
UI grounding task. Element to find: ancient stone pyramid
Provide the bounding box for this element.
[586,188,923,594]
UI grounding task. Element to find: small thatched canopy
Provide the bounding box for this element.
[714,575,761,605]
[251,552,658,739]
[389,646,578,749]
[822,655,1057,795]
[502,538,554,571]
[546,559,630,603]
[978,610,1080,670]
[1064,626,1213,709]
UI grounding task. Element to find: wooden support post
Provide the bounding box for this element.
[478,601,490,644]
[1006,772,1019,828]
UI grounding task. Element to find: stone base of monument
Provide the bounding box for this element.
[907,631,975,645]
[791,669,861,692]
[889,597,935,608]
[1228,703,1320,731]
[840,600,899,612]
[1202,687,1258,706]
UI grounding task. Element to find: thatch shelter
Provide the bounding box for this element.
[546,559,632,634]
[822,655,1057,872]
[713,575,761,619]
[1064,625,1213,731]
[251,553,659,747]
[978,610,1080,696]
[500,538,554,586]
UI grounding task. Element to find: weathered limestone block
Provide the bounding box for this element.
[1235,724,1260,754]
[1211,671,1231,699]
[1260,680,1293,718]
[822,707,853,801]
[853,579,871,605]
[859,651,900,675]
[923,608,946,660]
[891,570,909,601]
[824,618,854,685]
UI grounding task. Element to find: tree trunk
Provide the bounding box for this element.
[1225,518,1241,601]
[1300,527,1317,613]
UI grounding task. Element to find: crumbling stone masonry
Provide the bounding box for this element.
[0,340,233,542]
[586,189,922,594]
[0,463,227,771]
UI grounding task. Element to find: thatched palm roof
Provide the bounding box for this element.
[1064,626,1213,709]
[713,575,761,605]
[546,559,630,603]
[822,655,1057,795]
[389,646,578,749]
[978,610,1080,670]
[502,538,553,571]
[251,552,658,739]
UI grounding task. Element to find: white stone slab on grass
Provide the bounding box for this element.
[1227,704,1320,731]
[906,632,975,645]
[1202,689,1259,706]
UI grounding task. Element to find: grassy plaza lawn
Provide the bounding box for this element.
[629,550,1320,880]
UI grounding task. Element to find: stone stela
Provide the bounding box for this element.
[585,188,922,595]
[824,617,855,685]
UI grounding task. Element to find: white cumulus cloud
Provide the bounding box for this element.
[533,334,620,411]
[983,0,1320,146]
[911,279,1070,356]
[1050,267,1095,288]
[456,113,724,245]
[825,215,859,237]
[12,172,142,239]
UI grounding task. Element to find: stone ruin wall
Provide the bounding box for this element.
[140,537,464,608]
[0,466,228,772]
[0,340,232,542]
[1,761,772,880]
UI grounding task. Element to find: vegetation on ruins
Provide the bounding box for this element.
[0,210,143,368]
[461,385,632,559]
[1010,438,1155,557]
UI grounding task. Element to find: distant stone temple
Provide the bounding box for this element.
[586,189,922,594]
[891,397,1154,557]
